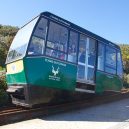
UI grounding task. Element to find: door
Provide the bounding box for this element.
[77,35,96,84]
[86,38,96,83]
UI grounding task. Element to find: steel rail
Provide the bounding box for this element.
[0,90,129,126]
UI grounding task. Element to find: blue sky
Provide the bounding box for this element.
[0,0,129,44]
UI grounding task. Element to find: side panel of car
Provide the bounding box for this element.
[24,57,77,91]
[95,71,122,93]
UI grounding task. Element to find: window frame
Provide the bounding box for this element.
[45,21,69,61]
[97,41,121,76]
[97,42,105,71]
[67,30,79,63]
[26,16,48,56]
[46,21,68,52]
[26,15,122,72]
[105,45,117,75]
[116,50,123,77]
[27,16,79,64]
[6,16,39,63]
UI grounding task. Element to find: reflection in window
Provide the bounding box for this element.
[28,36,44,55]
[87,68,94,81]
[6,17,39,63]
[105,46,116,74]
[7,44,27,61]
[47,22,68,52]
[78,35,87,63]
[68,31,78,63]
[34,18,47,39]
[106,46,116,68]
[97,43,105,71]
[77,65,85,79]
[88,38,96,66]
[46,48,66,60]
[105,67,116,74]
[117,51,123,77]
[28,18,48,55]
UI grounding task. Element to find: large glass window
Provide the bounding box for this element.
[97,42,105,71]
[33,18,47,38]
[87,67,95,81]
[77,35,96,83]
[28,36,45,55]
[77,34,87,80]
[28,18,48,55]
[68,31,78,63]
[105,46,116,74]
[117,51,123,77]
[88,38,96,66]
[78,35,87,63]
[6,17,39,63]
[46,48,67,60]
[47,22,68,52]
[77,65,85,79]
[46,22,68,60]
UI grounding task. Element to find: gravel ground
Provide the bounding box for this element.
[1,98,129,129]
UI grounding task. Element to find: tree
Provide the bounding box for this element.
[119,44,129,74]
[119,44,129,88]
[0,25,18,67]
[0,24,18,105]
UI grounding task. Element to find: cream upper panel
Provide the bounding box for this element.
[6,60,24,74]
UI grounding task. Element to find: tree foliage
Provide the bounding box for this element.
[0,76,9,105]
[119,44,129,87]
[0,24,18,67]
[0,24,18,37]
[0,25,18,105]
[119,44,129,74]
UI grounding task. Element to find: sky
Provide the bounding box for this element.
[0,0,129,44]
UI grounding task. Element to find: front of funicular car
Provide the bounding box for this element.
[6,12,78,107]
[6,16,39,107]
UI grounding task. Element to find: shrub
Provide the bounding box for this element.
[0,76,7,90]
[0,89,8,106]
[0,66,2,71]
[123,73,129,88]
[0,76,9,105]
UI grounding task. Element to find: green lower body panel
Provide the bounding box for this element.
[6,70,27,85]
[95,71,122,93]
[24,57,77,91]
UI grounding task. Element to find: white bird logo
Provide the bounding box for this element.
[52,66,59,76]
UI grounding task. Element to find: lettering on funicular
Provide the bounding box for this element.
[45,58,66,81]
[45,58,66,67]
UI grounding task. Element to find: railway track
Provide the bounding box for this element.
[0,90,129,126]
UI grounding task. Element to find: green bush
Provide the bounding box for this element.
[0,76,9,105]
[0,89,8,106]
[0,66,2,71]
[0,76,7,90]
[123,73,129,88]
